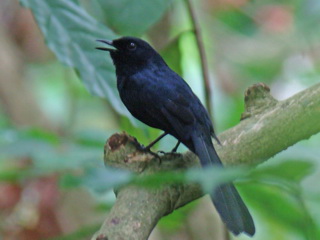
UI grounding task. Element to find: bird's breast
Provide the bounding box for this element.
[117,76,142,109]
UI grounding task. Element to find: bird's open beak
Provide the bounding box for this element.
[96,39,116,52]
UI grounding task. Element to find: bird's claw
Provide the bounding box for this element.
[157,150,181,157]
[139,145,162,164]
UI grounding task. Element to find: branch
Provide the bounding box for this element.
[218,82,320,165]
[185,0,213,117]
[92,83,320,240]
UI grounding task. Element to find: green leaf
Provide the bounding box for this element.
[239,183,317,238]
[0,128,103,175]
[249,160,314,183]
[238,58,282,84]
[238,160,317,239]
[0,167,24,182]
[48,224,100,240]
[81,164,246,196]
[19,0,136,123]
[131,165,246,193]
[93,0,172,36]
[73,129,108,147]
[59,173,83,188]
[133,171,185,188]
[82,167,132,193]
[215,9,256,36]
[186,166,247,193]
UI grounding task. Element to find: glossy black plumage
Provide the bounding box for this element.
[97,36,255,236]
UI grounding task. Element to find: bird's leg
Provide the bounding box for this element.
[138,132,168,165]
[171,141,181,153]
[143,132,168,151]
[157,140,181,155]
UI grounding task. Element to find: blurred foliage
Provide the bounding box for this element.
[0,0,318,239]
[81,0,172,36]
[48,224,100,240]
[19,0,135,122]
[239,160,317,238]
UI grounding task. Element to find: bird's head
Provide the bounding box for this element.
[96,37,164,73]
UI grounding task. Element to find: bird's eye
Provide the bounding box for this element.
[127,42,137,51]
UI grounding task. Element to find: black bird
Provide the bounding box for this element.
[96,36,255,236]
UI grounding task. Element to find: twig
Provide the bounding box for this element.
[185,0,212,117]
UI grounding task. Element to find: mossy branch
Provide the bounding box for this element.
[91,83,320,240]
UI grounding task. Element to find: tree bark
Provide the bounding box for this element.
[92,82,320,240]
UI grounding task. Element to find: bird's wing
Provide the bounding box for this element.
[139,70,214,142]
[160,95,195,140]
[138,77,195,140]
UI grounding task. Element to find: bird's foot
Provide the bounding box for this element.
[139,145,162,164]
[157,150,181,157]
[157,141,181,156]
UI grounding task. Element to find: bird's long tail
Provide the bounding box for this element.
[192,133,255,236]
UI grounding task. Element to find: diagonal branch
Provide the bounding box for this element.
[91,83,320,240]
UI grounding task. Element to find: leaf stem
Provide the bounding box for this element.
[185,0,212,117]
